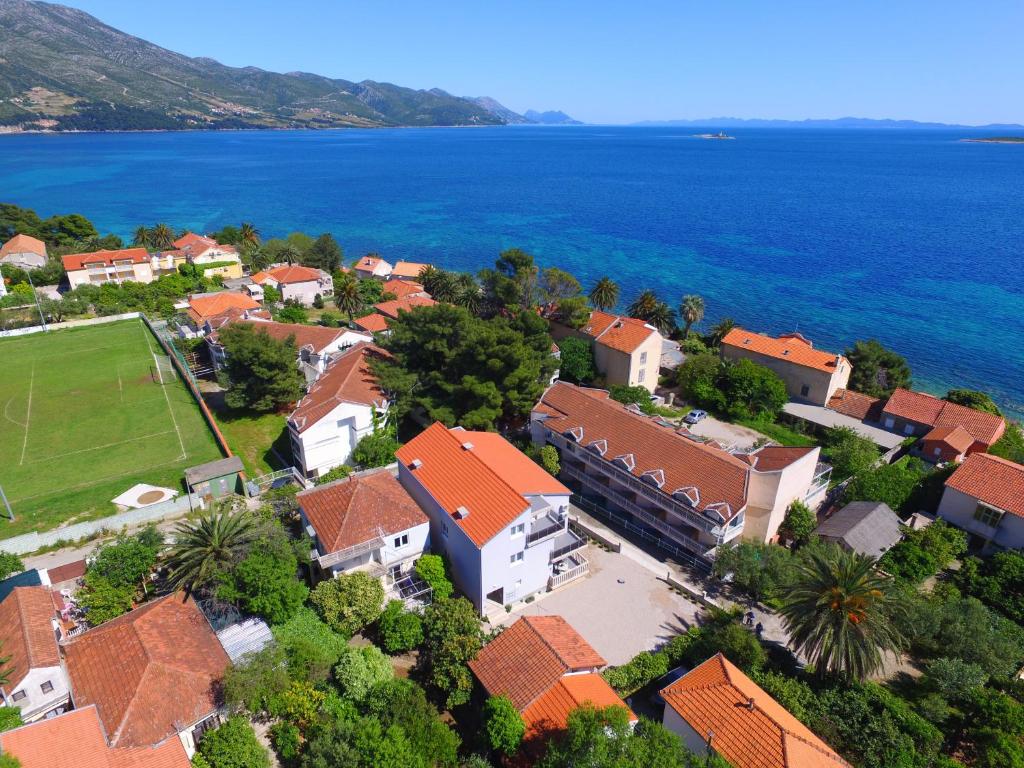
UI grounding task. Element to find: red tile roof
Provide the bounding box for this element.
[0,706,190,768]
[289,342,389,432]
[353,312,391,332]
[355,255,391,273]
[187,292,261,323]
[62,248,150,272]
[469,616,607,710]
[383,279,428,299]
[945,453,1024,518]
[254,265,324,285]
[923,425,974,454]
[722,328,847,374]
[171,232,236,257]
[374,296,437,319]
[397,423,569,547]
[1,233,47,258]
[535,382,749,522]
[745,445,817,472]
[661,654,849,768]
[211,319,347,353]
[0,586,59,686]
[204,306,272,330]
[522,673,634,743]
[63,594,229,748]
[390,261,430,279]
[826,389,884,421]
[297,469,428,554]
[580,310,659,354]
[47,559,88,584]
[882,389,1005,447]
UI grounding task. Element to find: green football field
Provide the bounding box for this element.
[0,319,223,538]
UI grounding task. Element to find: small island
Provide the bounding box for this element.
[961,136,1024,143]
[694,131,735,140]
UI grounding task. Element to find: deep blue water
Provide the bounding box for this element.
[2,126,1022,417]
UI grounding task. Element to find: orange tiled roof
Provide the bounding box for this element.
[297,469,427,553]
[0,586,59,687]
[722,328,847,374]
[390,260,430,279]
[826,389,884,421]
[745,445,817,472]
[289,343,389,431]
[923,425,974,454]
[171,232,236,257]
[187,292,261,323]
[522,673,634,743]
[469,616,607,710]
[0,706,190,768]
[581,310,658,354]
[661,654,850,768]
[63,594,229,748]
[945,453,1024,518]
[62,248,149,272]
[882,389,1005,447]
[211,318,347,353]
[256,264,324,285]
[383,278,428,299]
[535,382,749,521]
[353,312,391,332]
[1,233,47,258]
[397,424,568,547]
[355,255,392,273]
[374,296,437,319]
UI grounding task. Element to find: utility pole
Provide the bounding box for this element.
[0,483,13,521]
[25,270,47,331]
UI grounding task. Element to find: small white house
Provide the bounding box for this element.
[396,423,588,615]
[288,343,390,479]
[252,264,334,306]
[0,587,70,722]
[354,255,394,280]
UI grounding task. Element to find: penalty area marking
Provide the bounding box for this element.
[139,322,187,461]
[19,362,35,465]
[26,429,177,465]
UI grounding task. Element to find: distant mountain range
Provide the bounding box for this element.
[632,116,1024,130]
[523,110,582,125]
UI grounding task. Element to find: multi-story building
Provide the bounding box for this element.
[550,310,664,393]
[172,232,244,279]
[0,586,70,722]
[62,248,155,288]
[389,261,430,282]
[251,264,334,306]
[353,255,394,280]
[396,423,589,614]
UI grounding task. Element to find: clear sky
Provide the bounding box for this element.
[66,0,1023,125]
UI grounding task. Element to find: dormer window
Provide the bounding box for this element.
[641,469,665,488]
[703,502,732,525]
[612,454,635,471]
[673,486,700,506]
[565,427,583,443]
[587,439,607,456]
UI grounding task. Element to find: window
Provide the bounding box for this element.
[442,522,449,537]
[640,351,647,364]
[800,384,810,397]
[974,504,1004,529]
[393,534,409,549]
[40,681,54,694]
[510,551,524,566]
[511,523,525,538]
[11,690,25,702]
[637,368,646,383]
[884,417,895,428]
[934,447,942,457]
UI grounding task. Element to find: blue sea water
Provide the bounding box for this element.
[1,126,1022,417]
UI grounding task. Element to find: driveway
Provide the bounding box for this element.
[684,416,765,450]
[501,547,704,665]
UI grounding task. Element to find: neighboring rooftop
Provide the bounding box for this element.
[355,255,392,273]
[944,453,1024,518]
[661,654,849,768]
[826,388,884,421]
[882,388,1005,447]
[1,233,47,257]
[187,291,261,323]
[252,264,324,285]
[289,343,389,432]
[172,232,236,255]
[0,586,59,687]
[722,328,847,374]
[374,296,437,319]
[383,278,428,299]
[390,260,430,279]
[814,501,903,557]
[298,469,428,554]
[184,455,244,485]
[580,310,659,354]
[62,248,149,271]
[353,312,391,333]
[742,445,817,472]
[209,318,349,353]
[923,424,975,454]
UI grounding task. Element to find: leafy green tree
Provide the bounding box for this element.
[686,618,767,673]
[334,645,394,702]
[421,597,484,708]
[844,340,912,398]
[216,540,308,625]
[351,429,400,468]
[0,706,23,733]
[714,542,794,602]
[276,680,327,730]
[272,606,349,682]
[708,317,736,346]
[197,716,270,768]
[89,528,160,591]
[603,650,669,695]
[303,233,343,272]
[556,336,596,384]
[880,520,966,584]
[219,324,305,412]
[262,284,282,304]
[719,358,788,419]
[749,669,817,721]
[609,384,655,414]
[378,600,424,653]
[924,658,987,704]
[957,551,1024,624]
[676,352,726,411]
[678,294,705,338]
[0,552,24,580]
[991,421,1024,465]
[780,545,907,680]
[539,445,560,476]
[908,595,1024,678]
[310,571,385,636]
[276,303,309,324]
[302,710,422,768]
[222,644,292,714]
[415,555,454,601]
[269,721,301,765]
[822,426,879,480]
[842,456,930,514]
[588,277,619,311]
[483,695,524,757]
[419,267,459,303]
[779,500,817,546]
[975,729,1024,768]
[363,678,460,768]
[77,571,134,625]
[944,388,1002,416]
[540,267,581,301]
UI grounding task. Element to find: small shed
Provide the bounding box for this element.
[185,456,244,500]
[814,500,903,557]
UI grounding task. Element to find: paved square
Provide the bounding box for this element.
[504,546,704,665]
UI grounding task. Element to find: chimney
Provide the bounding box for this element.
[455,506,470,519]
[410,458,423,470]
[461,441,474,451]
[746,697,755,711]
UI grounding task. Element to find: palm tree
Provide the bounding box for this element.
[242,244,271,272]
[132,226,151,250]
[627,289,660,320]
[239,222,261,248]
[589,277,620,311]
[150,223,175,250]
[425,270,460,304]
[628,290,675,335]
[453,274,482,314]
[165,509,258,595]
[679,294,705,338]
[277,244,301,266]
[334,274,362,322]
[709,317,736,346]
[779,546,907,680]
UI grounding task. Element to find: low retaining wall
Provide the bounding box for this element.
[0,492,205,556]
[0,311,143,337]
[663,572,725,610]
[570,516,622,553]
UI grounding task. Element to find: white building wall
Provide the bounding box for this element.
[282,276,334,306]
[479,509,551,608]
[937,486,1024,551]
[743,448,822,543]
[4,665,70,722]
[292,401,382,478]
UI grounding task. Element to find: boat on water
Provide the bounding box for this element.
[695,131,735,140]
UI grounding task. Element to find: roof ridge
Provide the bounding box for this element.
[522,617,573,673]
[14,588,35,670]
[782,728,851,766]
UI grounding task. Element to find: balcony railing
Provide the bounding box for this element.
[550,528,586,561]
[805,462,832,500]
[527,511,567,545]
[316,535,384,569]
[549,554,589,589]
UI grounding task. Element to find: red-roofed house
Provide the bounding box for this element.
[252,264,334,306]
[383,278,430,299]
[297,468,430,582]
[937,453,1024,550]
[0,705,191,768]
[287,343,390,478]
[661,654,849,768]
[397,423,585,614]
[390,261,430,281]
[171,233,243,279]
[880,388,1005,454]
[62,594,230,757]
[721,328,851,406]
[186,292,262,325]
[63,248,155,289]
[469,615,634,753]
[353,255,394,280]
[0,586,70,721]
[551,310,664,393]
[0,233,48,270]
[353,297,437,335]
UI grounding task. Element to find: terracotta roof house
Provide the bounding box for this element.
[531,382,830,554]
[814,501,903,557]
[383,278,430,299]
[397,423,586,614]
[353,255,394,280]
[661,654,850,768]
[937,453,1024,551]
[469,615,633,752]
[374,296,437,319]
[0,586,70,721]
[352,312,391,333]
[550,309,664,394]
[287,343,390,478]
[721,328,851,407]
[186,291,262,325]
[62,594,230,757]
[63,248,155,289]
[251,264,334,306]
[880,388,1005,454]
[0,705,191,768]
[170,233,242,279]
[0,233,48,269]
[297,468,430,583]
[826,388,884,422]
[390,260,430,281]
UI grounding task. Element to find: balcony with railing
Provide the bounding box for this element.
[549,553,589,590]
[527,509,568,546]
[805,462,832,500]
[550,528,586,561]
[315,534,384,570]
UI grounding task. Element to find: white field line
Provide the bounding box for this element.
[26,430,176,465]
[140,322,187,460]
[7,455,189,505]
[19,362,35,465]
[3,396,27,428]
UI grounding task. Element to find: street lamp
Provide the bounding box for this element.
[0,483,13,521]
[25,270,47,331]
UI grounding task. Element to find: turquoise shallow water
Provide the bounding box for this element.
[1,126,1022,417]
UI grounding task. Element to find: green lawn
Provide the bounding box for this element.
[0,320,223,538]
[735,416,819,447]
[213,408,290,477]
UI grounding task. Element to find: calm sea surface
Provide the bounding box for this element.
[2,126,1022,417]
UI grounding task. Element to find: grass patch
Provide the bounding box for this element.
[213,408,289,476]
[0,320,223,538]
[735,417,819,447]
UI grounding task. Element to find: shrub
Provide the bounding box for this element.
[197,716,270,768]
[310,571,385,636]
[222,644,291,714]
[718,359,788,420]
[822,426,879,480]
[0,706,23,733]
[312,293,324,309]
[362,678,461,767]
[749,669,817,722]
[316,464,352,484]
[778,500,817,545]
[268,721,300,765]
[334,645,394,702]
[924,658,988,704]
[609,384,655,414]
[378,600,424,653]
[843,457,930,514]
[415,554,454,601]
[603,650,669,695]
[483,695,525,756]
[351,430,400,468]
[77,571,134,625]
[539,445,560,476]
[274,680,326,730]
[271,606,349,682]
[421,597,484,708]
[556,336,596,384]
[0,552,24,581]
[881,520,967,583]
[216,542,308,625]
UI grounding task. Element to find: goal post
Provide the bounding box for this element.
[152,353,177,385]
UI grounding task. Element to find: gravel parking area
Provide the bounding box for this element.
[503,547,704,665]
[684,416,765,450]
